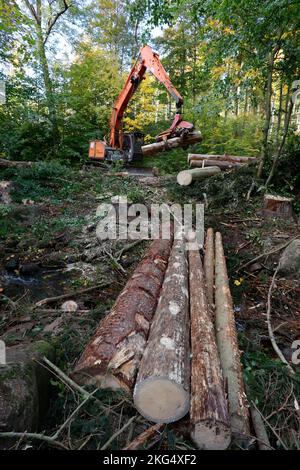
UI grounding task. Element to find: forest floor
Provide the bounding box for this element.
[0,162,299,450]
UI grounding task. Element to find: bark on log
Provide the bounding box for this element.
[141,132,202,157]
[261,194,295,220]
[72,237,172,392]
[177,167,221,186]
[189,159,243,171]
[214,232,250,444]
[189,240,230,449]
[204,227,215,313]
[0,158,34,168]
[187,154,257,164]
[133,237,190,423]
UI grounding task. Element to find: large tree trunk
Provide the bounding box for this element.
[141,132,202,157]
[188,154,256,164]
[177,167,221,186]
[72,237,172,392]
[133,237,190,423]
[188,240,230,450]
[189,159,243,171]
[214,232,250,445]
[257,45,280,178]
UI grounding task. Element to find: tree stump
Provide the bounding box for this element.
[262,194,295,220]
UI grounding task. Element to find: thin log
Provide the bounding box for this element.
[214,232,250,445]
[133,236,190,423]
[0,158,34,168]
[188,236,230,450]
[189,159,243,171]
[123,423,163,450]
[72,238,172,392]
[177,167,221,186]
[250,406,272,450]
[141,132,202,157]
[204,227,215,312]
[187,154,257,164]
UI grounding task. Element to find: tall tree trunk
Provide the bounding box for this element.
[266,91,295,186]
[36,24,59,142]
[257,45,280,178]
[276,81,283,147]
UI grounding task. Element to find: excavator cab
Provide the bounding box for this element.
[89,132,144,163]
[123,132,144,163]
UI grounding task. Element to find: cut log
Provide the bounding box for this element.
[141,131,202,157]
[187,154,257,164]
[133,237,190,423]
[188,236,230,450]
[177,167,221,186]
[189,159,243,171]
[0,158,34,168]
[72,237,172,392]
[261,194,295,220]
[214,232,250,445]
[204,227,215,312]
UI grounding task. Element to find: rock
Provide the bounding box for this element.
[61,300,78,312]
[0,341,55,446]
[278,239,300,278]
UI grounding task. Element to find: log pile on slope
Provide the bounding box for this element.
[72,229,258,449]
[188,153,257,170]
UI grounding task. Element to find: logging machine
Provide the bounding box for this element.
[88,45,194,164]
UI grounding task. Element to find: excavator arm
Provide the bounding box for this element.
[109,45,192,149]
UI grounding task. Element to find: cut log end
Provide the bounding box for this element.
[134,377,189,423]
[191,420,231,450]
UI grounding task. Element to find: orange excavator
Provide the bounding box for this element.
[88,45,194,164]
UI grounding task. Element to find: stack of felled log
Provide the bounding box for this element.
[177,153,257,186]
[73,229,252,449]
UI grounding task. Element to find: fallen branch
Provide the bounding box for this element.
[250,406,272,450]
[100,415,137,450]
[116,240,144,260]
[238,235,299,272]
[0,390,96,449]
[123,423,163,450]
[266,266,295,375]
[35,282,110,307]
[251,402,287,450]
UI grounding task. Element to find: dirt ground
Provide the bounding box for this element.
[0,163,299,450]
